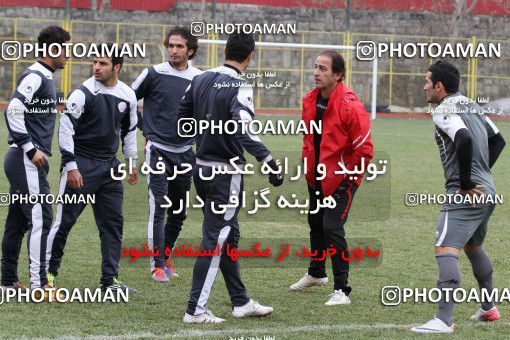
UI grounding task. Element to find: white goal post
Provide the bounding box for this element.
[198,39,379,120]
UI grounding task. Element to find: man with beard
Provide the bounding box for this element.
[46,47,138,292]
[2,26,70,295]
[131,27,202,283]
[412,61,505,333]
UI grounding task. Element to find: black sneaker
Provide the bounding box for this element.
[100,278,136,293]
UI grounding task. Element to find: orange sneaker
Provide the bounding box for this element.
[152,267,169,283]
[164,260,179,278]
[471,306,500,322]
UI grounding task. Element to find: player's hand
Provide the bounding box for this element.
[67,169,83,189]
[269,172,284,187]
[127,167,138,185]
[457,184,485,207]
[457,184,485,197]
[30,150,47,168]
[265,158,284,187]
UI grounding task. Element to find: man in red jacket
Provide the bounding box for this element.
[289,50,373,305]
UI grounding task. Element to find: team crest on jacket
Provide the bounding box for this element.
[118,101,127,113]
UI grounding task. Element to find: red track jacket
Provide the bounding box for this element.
[302,82,374,196]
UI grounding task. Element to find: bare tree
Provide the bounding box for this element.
[199,0,208,19]
[91,0,97,20]
[90,0,110,42]
[324,0,342,31]
[450,0,479,37]
[91,0,110,20]
[98,0,110,18]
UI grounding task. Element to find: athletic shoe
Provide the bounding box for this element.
[152,268,169,283]
[183,310,226,323]
[411,318,455,333]
[289,274,328,291]
[232,299,273,318]
[164,260,179,278]
[471,306,500,322]
[325,289,351,305]
[47,273,56,288]
[32,284,66,302]
[0,281,28,293]
[100,278,136,293]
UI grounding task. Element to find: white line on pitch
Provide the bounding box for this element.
[51,322,510,339]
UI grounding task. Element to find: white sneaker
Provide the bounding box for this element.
[289,274,328,291]
[232,299,273,318]
[411,318,454,333]
[471,306,500,322]
[183,310,226,323]
[325,289,351,305]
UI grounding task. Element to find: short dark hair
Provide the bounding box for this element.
[163,26,198,60]
[98,43,123,71]
[428,60,460,94]
[318,50,345,81]
[225,32,255,63]
[37,26,70,53]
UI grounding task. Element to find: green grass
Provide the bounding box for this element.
[0,117,509,339]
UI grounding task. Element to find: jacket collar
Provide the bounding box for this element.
[304,82,345,103]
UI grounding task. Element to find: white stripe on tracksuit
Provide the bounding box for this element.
[436,211,449,247]
[194,173,241,315]
[195,225,231,315]
[146,141,157,271]
[23,155,43,288]
[45,170,68,272]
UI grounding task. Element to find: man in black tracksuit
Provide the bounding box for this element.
[1,26,70,291]
[45,49,138,291]
[179,33,284,324]
[131,27,202,282]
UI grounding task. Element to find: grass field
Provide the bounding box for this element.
[0,116,508,339]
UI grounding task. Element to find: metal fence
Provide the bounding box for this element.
[1,18,509,111]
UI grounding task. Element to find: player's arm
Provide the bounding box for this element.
[178,79,195,119]
[60,89,86,188]
[5,73,45,165]
[433,112,481,193]
[341,100,374,178]
[231,86,283,187]
[301,97,312,163]
[120,95,139,185]
[484,116,506,168]
[131,68,150,132]
[131,68,150,100]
